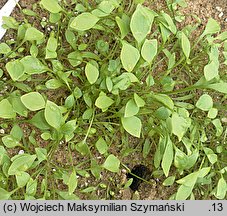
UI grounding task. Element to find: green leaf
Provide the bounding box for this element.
[124,178,133,189]
[92,1,115,17]
[81,186,97,193]
[163,176,175,186]
[203,147,217,164]
[45,79,63,89]
[6,60,24,81]
[202,18,220,36]
[207,108,218,119]
[0,188,12,200]
[124,99,139,117]
[176,172,199,200]
[16,171,30,188]
[95,137,108,154]
[9,94,28,117]
[116,14,130,39]
[75,142,90,156]
[26,178,38,196]
[206,82,227,94]
[70,13,99,31]
[102,154,120,172]
[44,100,63,129]
[29,111,50,130]
[24,27,44,41]
[171,112,190,141]
[106,77,113,92]
[56,190,79,200]
[134,93,145,107]
[61,120,77,135]
[181,32,190,59]
[130,4,154,44]
[35,148,47,163]
[45,36,58,59]
[204,61,219,81]
[95,93,114,112]
[40,0,62,13]
[91,159,101,179]
[21,92,45,111]
[151,93,174,110]
[0,99,16,119]
[68,170,77,195]
[212,119,223,137]
[2,135,21,148]
[120,41,140,72]
[68,51,82,67]
[141,39,158,64]
[161,136,173,177]
[215,177,227,199]
[143,138,151,158]
[196,94,213,111]
[161,12,177,34]
[85,62,99,84]
[20,56,48,74]
[121,116,142,138]
[8,154,36,175]
[0,43,11,54]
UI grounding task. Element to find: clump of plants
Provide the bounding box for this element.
[0,0,226,200]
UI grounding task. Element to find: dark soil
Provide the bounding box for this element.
[0,0,226,200]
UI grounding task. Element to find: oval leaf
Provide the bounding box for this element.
[0,99,16,119]
[44,100,62,129]
[70,13,99,31]
[121,116,142,138]
[21,92,45,111]
[102,154,120,172]
[85,62,99,84]
[6,60,24,81]
[120,41,140,72]
[196,94,213,111]
[124,99,139,117]
[40,0,62,13]
[141,39,158,64]
[130,4,154,44]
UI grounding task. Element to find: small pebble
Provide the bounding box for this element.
[18,150,24,155]
[216,6,222,12]
[218,12,224,18]
[0,129,5,134]
[52,168,56,172]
